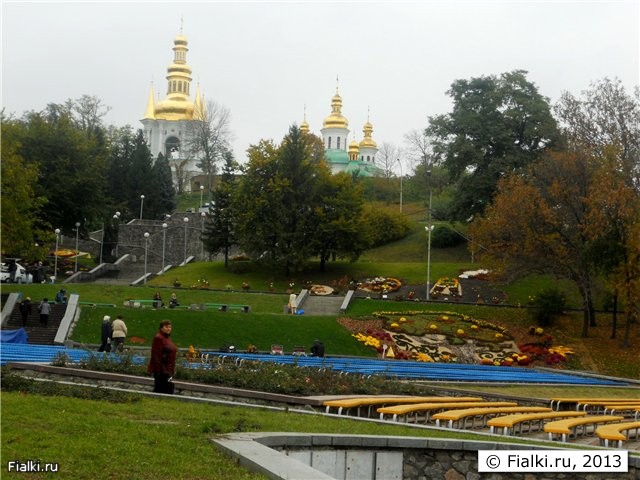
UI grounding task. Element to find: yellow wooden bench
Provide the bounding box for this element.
[602,404,640,415]
[432,406,551,429]
[576,400,640,412]
[549,397,640,411]
[377,401,517,423]
[596,421,640,448]
[488,411,587,436]
[543,415,624,442]
[322,396,483,416]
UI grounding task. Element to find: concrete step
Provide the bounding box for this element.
[299,295,345,316]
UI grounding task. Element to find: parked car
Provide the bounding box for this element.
[0,260,32,283]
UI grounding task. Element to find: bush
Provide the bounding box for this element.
[361,205,411,247]
[430,225,465,248]
[528,287,567,326]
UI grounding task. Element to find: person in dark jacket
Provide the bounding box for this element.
[19,297,32,326]
[147,320,178,394]
[98,315,112,352]
[310,339,325,357]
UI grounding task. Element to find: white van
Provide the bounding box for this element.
[0,261,32,283]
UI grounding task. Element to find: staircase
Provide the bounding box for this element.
[2,302,67,345]
[298,295,345,316]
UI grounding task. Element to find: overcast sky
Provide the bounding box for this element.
[2,1,639,170]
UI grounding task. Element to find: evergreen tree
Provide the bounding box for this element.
[148,152,176,219]
[127,130,153,218]
[203,148,237,266]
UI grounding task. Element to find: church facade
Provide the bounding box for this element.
[141,33,383,190]
[140,32,204,192]
[302,88,383,177]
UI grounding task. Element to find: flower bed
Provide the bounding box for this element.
[357,276,402,294]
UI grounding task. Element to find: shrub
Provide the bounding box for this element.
[528,287,567,326]
[430,225,465,248]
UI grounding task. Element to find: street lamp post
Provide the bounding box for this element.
[143,232,150,284]
[139,194,145,220]
[99,222,104,265]
[200,211,206,259]
[74,222,81,273]
[113,213,120,258]
[162,223,168,271]
[199,185,204,210]
[183,217,189,264]
[426,170,433,301]
[54,228,60,283]
[397,158,403,213]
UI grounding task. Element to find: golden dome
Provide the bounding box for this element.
[359,120,377,149]
[154,98,195,121]
[348,138,360,161]
[300,120,310,134]
[323,90,349,129]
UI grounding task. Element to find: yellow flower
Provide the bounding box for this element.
[535,327,544,335]
[495,333,504,339]
[471,325,479,330]
[429,324,438,330]
[390,323,399,328]
[399,317,407,322]
[456,329,465,335]
[442,316,449,320]
[416,353,434,362]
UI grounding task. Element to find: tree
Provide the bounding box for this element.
[0,117,49,260]
[375,142,402,179]
[127,130,154,218]
[204,149,238,267]
[556,78,640,347]
[555,78,640,188]
[309,172,368,271]
[147,153,177,219]
[470,150,603,338]
[185,100,233,202]
[19,106,108,233]
[235,125,365,274]
[428,70,559,221]
[403,128,436,171]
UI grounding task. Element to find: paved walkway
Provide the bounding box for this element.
[299,295,345,315]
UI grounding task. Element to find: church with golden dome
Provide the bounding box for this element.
[302,86,383,177]
[140,31,204,191]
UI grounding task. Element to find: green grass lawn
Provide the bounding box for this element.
[1,388,600,480]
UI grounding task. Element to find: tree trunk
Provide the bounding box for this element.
[579,284,590,338]
[610,293,618,339]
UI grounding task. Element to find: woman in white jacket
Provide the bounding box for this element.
[111,315,128,352]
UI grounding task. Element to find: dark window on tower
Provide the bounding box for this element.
[337,137,341,149]
[328,137,332,149]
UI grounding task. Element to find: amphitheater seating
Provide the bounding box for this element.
[488,411,587,435]
[596,421,640,448]
[432,406,551,429]
[543,415,625,442]
[201,352,625,385]
[603,404,640,415]
[323,396,483,416]
[0,343,146,366]
[576,400,640,412]
[377,401,518,423]
[549,397,638,410]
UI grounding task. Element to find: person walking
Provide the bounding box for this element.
[288,292,297,314]
[19,297,32,327]
[111,314,128,352]
[98,315,112,352]
[147,320,178,394]
[38,298,51,327]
